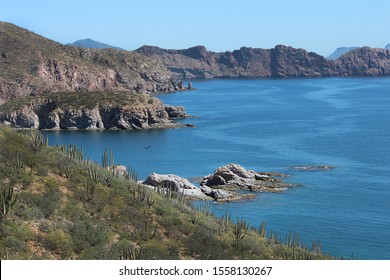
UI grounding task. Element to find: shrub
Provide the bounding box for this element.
[43,230,73,258]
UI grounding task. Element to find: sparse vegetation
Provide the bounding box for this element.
[0,125,332,260]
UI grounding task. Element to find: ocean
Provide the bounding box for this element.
[44,77,390,259]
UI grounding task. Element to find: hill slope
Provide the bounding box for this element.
[0,126,329,259]
[0,22,180,104]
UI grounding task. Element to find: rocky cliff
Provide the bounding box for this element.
[0,22,181,104]
[136,44,390,79]
[335,47,390,76]
[0,92,188,129]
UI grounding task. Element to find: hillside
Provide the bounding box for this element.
[0,22,181,104]
[136,44,390,79]
[0,126,330,259]
[66,38,123,50]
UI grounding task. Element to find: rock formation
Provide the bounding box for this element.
[143,173,209,200]
[200,163,293,193]
[0,92,189,130]
[335,47,390,76]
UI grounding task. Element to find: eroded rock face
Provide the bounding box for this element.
[0,95,188,130]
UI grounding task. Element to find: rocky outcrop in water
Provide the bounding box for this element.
[136,44,390,79]
[0,92,189,130]
[335,47,390,76]
[200,163,293,193]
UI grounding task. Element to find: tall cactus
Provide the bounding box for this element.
[15,150,23,174]
[0,184,17,222]
[30,130,46,152]
[102,148,114,170]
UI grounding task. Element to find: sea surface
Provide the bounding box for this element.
[45,77,390,259]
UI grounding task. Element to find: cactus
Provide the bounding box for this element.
[142,221,157,241]
[30,130,46,152]
[15,150,23,174]
[119,245,145,260]
[219,212,232,235]
[233,218,249,241]
[102,148,114,170]
[191,210,196,224]
[146,195,154,208]
[88,164,100,183]
[86,182,95,202]
[259,222,267,238]
[0,184,17,222]
[126,166,138,182]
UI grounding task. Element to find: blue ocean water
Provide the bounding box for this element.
[45,78,390,259]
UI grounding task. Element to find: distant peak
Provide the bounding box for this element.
[67,38,123,50]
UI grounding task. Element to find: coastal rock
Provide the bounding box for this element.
[112,165,127,176]
[164,105,188,119]
[143,173,197,190]
[200,185,243,202]
[201,163,292,192]
[143,173,209,200]
[0,92,190,130]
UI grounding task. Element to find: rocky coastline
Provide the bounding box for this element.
[143,163,296,202]
[0,92,192,130]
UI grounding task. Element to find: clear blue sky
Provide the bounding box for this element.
[1,0,389,56]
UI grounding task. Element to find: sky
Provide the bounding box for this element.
[1,0,389,57]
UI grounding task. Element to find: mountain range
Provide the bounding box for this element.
[1,21,390,103]
[135,45,390,79]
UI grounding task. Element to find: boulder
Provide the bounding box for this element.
[200,186,242,202]
[201,163,292,192]
[143,173,209,200]
[143,173,197,190]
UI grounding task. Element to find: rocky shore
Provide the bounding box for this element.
[0,92,191,130]
[143,163,295,202]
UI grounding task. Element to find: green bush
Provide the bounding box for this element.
[43,230,73,257]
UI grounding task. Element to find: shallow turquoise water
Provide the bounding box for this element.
[45,77,390,259]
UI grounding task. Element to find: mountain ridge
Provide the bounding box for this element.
[136,44,390,79]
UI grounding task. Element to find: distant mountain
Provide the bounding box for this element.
[136,45,390,79]
[385,44,390,50]
[66,38,123,50]
[0,22,181,103]
[136,45,339,79]
[327,47,358,60]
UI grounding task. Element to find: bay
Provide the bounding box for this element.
[45,77,390,259]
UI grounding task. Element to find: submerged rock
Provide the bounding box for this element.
[292,165,335,171]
